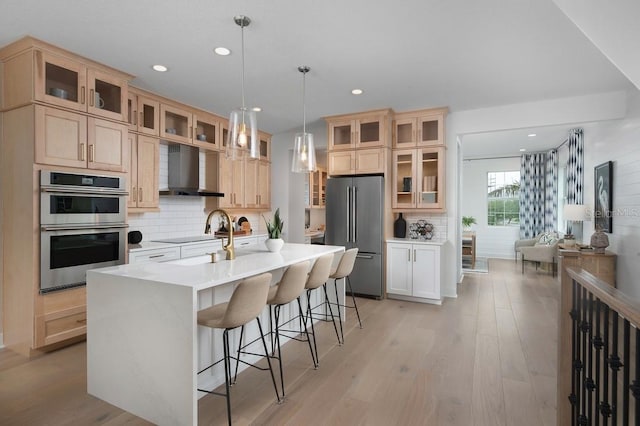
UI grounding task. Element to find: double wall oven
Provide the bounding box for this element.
[40,171,128,293]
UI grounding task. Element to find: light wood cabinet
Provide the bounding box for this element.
[127,88,160,136]
[244,159,271,209]
[392,146,445,211]
[393,108,447,148]
[328,148,387,176]
[34,287,87,348]
[160,103,193,144]
[128,133,159,211]
[308,167,327,208]
[327,110,390,150]
[35,105,127,172]
[193,110,222,151]
[559,249,617,287]
[386,242,441,301]
[206,153,271,211]
[27,48,129,122]
[217,154,245,209]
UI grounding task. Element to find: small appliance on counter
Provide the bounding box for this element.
[128,230,143,244]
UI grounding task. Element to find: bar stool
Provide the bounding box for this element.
[329,248,362,344]
[196,272,279,426]
[261,261,310,399]
[301,253,337,366]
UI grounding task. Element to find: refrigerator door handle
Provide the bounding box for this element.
[346,186,351,242]
[352,186,357,242]
[356,254,374,260]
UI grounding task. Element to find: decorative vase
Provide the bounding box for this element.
[265,238,284,252]
[394,213,407,238]
[590,228,609,254]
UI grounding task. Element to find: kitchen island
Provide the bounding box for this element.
[87,243,344,426]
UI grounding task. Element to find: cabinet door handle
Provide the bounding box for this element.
[149,254,165,259]
[89,144,95,162]
[139,111,144,127]
[80,143,85,161]
[408,249,411,262]
[80,86,85,104]
[139,188,143,202]
[132,109,137,126]
[132,187,137,203]
[89,89,95,107]
[414,249,417,262]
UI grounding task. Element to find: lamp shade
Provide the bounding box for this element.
[291,132,317,172]
[227,107,259,160]
[563,204,587,221]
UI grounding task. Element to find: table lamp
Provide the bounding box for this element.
[563,204,587,247]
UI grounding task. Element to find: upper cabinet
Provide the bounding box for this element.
[392,147,445,211]
[393,108,447,148]
[127,88,160,136]
[0,38,132,122]
[326,109,392,151]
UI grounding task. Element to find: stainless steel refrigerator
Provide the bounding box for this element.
[326,175,383,299]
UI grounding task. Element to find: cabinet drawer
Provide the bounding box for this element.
[236,236,259,247]
[129,246,180,264]
[35,306,86,348]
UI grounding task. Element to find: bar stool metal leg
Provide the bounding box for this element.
[325,283,343,345]
[346,276,363,329]
[222,329,232,426]
[298,295,318,368]
[256,317,282,404]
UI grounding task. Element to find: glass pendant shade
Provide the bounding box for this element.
[291,65,317,173]
[227,107,258,160]
[292,132,317,172]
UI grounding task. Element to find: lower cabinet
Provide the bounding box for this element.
[386,241,442,301]
[34,286,87,349]
[128,236,262,264]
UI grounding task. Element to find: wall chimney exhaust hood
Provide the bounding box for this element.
[159,144,224,197]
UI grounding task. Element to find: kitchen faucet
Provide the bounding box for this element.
[204,209,235,260]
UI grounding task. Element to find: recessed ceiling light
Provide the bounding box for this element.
[527,133,536,137]
[351,89,363,95]
[152,64,168,72]
[520,148,527,152]
[214,47,231,56]
[252,107,262,112]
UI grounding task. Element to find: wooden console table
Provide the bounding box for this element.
[462,232,476,269]
[558,247,616,287]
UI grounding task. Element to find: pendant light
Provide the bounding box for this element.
[227,15,259,160]
[291,66,317,173]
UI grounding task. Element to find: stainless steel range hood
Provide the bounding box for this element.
[159,144,224,197]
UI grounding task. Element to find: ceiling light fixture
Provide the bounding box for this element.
[227,15,259,160]
[214,47,231,56]
[252,107,262,112]
[152,64,168,72]
[351,89,363,95]
[292,66,317,173]
[528,133,536,137]
[520,148,527,152]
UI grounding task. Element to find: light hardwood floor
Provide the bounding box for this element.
[0,259,559,425]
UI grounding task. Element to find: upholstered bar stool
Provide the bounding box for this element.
[196,272,279,426]
[328,248,362,344]
[261,261,310,399]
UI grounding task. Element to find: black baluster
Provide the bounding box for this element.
[633,327,640,425]
[601,303,611,425]
[578,288,589,425]
[594,298,603,426]
[623,320,631,425]
[610,313,621,425]
[571,279,580,424]
[586,292,595,424]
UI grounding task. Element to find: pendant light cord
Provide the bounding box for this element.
[302,70,306,135]
[240,21,246,123]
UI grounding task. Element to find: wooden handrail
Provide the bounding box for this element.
[566,267,640,326]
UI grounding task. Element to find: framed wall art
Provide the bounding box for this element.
[594,161,613,233]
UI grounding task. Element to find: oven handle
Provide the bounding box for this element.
[40,185,129,196]
[41,224,129,232]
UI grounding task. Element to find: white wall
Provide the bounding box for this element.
[581,90,640,298]
[461,157,521,259]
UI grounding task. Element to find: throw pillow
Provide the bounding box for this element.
[537,232,558,246]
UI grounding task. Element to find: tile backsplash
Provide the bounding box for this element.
[399,212,448,242]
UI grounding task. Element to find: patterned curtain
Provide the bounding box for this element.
[520,153,547,238]
[544,149,558,232]
[566,129,584,205]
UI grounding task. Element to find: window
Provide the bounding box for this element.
[487,171,520,226]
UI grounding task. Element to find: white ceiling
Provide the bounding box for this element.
[0,0,633,142]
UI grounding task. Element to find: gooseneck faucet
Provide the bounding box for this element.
[204,209,235,260]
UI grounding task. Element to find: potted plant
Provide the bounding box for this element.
[263,208,285,252]
[462,216,477,231]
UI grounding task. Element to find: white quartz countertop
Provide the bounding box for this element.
[91,243,344,291]
[386,238,447,246]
